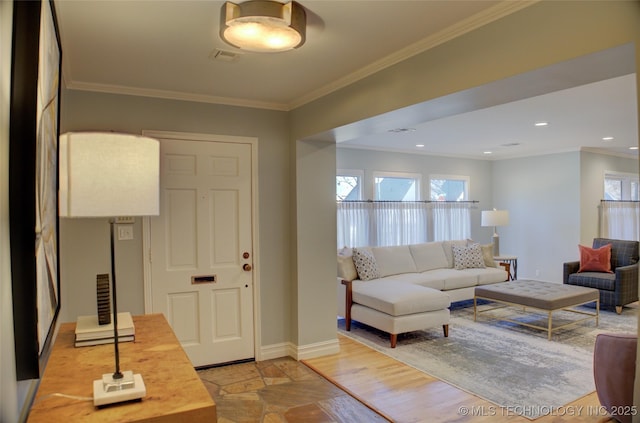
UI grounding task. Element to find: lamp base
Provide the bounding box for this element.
[492,234,500,256]
[93,370,146,406]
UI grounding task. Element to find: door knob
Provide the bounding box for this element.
[243,263,252,271]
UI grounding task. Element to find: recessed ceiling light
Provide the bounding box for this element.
[534,122,548,127]
[602,136,614,141]
[388,128,416,133]
[629,146,638,150]
[483,151,492,155]
[416,144,425,148]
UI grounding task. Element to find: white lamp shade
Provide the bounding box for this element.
[59,132,160,217]
[481,210,509,227]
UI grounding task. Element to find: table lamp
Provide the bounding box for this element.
[481,209,509,256]
[59,132,159,406]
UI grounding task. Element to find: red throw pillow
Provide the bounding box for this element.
[578,244,613,273]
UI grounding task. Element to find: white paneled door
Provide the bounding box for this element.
[147,134,255,367]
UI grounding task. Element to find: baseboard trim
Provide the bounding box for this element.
[259,338,340,361]
[258,342,294,361]
[295,338,340,360]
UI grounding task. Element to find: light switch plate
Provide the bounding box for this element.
[118,225,134,240]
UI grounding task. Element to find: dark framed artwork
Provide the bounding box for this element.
[9,0,62,380]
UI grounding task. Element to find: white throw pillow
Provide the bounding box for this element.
[479,243,497,268]
[352,248,380,281]
[452,244,486,270]
[337,248,358,281]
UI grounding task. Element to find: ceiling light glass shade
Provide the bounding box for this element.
[59,132,160,217]
[220,1,306,53]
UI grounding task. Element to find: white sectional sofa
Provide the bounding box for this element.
[337,240,509,347]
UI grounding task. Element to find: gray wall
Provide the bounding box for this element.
[1,2,19,421]
[492,152,581,283]
[294,140,337,346]
[59,90,292,348]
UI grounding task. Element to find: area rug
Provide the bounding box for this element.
[337,301,637,419]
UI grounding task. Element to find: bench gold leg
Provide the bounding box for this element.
[443,324,449,337]
[548,311,552,341]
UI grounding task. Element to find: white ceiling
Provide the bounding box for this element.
[54,0,638,160]
[340,74,638,160]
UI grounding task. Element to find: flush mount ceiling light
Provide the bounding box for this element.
[220,1,306,53]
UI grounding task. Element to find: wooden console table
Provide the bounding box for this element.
[27,313,216,422]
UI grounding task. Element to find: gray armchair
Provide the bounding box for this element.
[563,238,639,314]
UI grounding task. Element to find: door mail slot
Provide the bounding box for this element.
[192,275,216,284]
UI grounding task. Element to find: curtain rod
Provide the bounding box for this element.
[338,200,479,203]
[600,200,640,203]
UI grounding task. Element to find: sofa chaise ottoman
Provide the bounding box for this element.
[343,278,450,347]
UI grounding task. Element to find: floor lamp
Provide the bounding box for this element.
[481,209,509,256]
[59,132,159,406]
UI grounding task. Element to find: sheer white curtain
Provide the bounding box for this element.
[599,201,640,241]
[337,201,471,248]
[430,201,472,241]
[373,202,428,247]
[337,201,372,248]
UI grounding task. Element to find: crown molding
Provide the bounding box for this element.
[336,143,598,162]
[582,147,638,160]
[289,0,540,109]
[64,80,291,111]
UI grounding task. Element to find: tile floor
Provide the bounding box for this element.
[198,357,387,423]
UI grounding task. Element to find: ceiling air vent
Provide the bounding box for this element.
[210,49,241,62]
[501,142,521,147]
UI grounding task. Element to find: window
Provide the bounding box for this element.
[336,170,472,248]
[336,170,363,201]
[604,172,639,201]
[601,172,640,241]
[373,172,420,201]
[430,175,469,201]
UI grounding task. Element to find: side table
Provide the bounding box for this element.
[494,255,517,280]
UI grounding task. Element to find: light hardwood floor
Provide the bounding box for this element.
[302,335,615,423]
